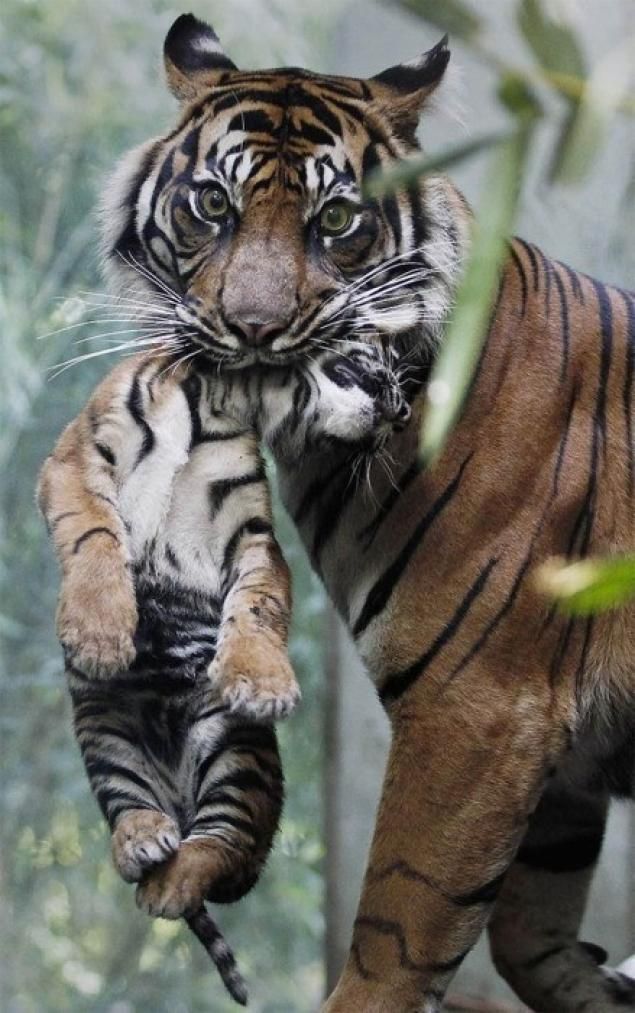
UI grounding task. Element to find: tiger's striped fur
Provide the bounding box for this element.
[61,12,635,1011]
[38,345,408,1005]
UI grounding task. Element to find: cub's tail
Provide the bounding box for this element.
[185,905,248,1006]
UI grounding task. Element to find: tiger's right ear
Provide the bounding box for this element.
[164,14,238,102]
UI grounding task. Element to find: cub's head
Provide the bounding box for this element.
[102,13,470,369]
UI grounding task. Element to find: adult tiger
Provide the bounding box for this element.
[94,13,635,1013]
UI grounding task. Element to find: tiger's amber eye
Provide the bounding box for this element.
[320,202,354,235]
[197,186,229,218]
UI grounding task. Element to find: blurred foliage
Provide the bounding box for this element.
[535,556,635,617]
[0,1,349,1010]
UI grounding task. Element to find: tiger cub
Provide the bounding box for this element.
[38,343,408,1004]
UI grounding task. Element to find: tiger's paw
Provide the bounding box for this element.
[112,811,180,884]
[58,567,138,676]
[136,839,230,919]
[208,641,300,721]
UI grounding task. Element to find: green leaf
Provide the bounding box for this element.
[394,0,481,42]
[420,125,532,463]
[550,39,635,184]
[364,131,505,197]
[518,0,586,78]
[498,72,543,120]
[534,556,635,615]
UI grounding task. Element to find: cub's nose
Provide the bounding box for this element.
[226,314,288,346]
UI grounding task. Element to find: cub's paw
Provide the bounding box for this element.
[58,568,138,676]
[208,642,300,721]
[112,811,180,883]
[136,839,229,919]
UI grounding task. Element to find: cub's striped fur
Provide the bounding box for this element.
[53,12,635,1011]
[39,341,407,1004]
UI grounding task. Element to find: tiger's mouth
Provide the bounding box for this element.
[178,321,326,370]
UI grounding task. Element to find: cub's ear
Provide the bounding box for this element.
[164,13,238,102]
[370,36,450,142]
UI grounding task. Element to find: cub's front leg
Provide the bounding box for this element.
[38,355,184,676]
[38,410,137,677]
[208,530,299,721]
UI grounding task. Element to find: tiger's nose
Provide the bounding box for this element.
[227,314,288,346]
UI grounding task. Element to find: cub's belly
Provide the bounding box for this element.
[132,576,221,681]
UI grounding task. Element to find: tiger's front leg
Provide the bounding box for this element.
[208,531,299,721]
[324,672,560,1013]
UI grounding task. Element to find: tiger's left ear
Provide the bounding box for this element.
[164,13,238,102]
[370,36,450,142]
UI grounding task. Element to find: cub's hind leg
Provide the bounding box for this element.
[71,684,181,883]
[489,777,635,1010]
[112,809,181,884]
[137,711,283,919]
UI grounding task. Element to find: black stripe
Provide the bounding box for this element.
[355,915,467,975]
[380,557,498,705]
[95,442,116,466]
[208,469,265,514]
[104,798,158,826]
[127,367,155,463]
[450,386,577,682]
[557,260,584,302]
[80,722,139,750]
[295,121,335,147]
[534,246,553,313]
[446,551,531,686]
[574,615,594,700]
[358,462,421,549]
[223,517,272,576]
[195,735,234,798]
[311,467,360,568]
[353,455,471,638]
[51,510,80,529]
[368,856,503,908]
[293,457,350,524]
[190,812,255,837]
[382,192,402,249]
[406,182,427,250]
[110,143,160,260]
[350,942,375,980]
[452,871,506,907]
[94,491,117,508]
[198,791,254,817]
[509,247,528,318]
[553,267,571,382]
[515,238,539,291]
[72,527,119,554]
[182,372,202,446]
[619,289,635,498]
[207,769,271,795]
[590,278,614,456]
[199,429,249,442]
[86,757,161,805]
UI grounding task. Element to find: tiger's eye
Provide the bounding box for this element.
[197,186,229,218]
[320,202,354,235]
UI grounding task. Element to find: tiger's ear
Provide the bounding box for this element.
[370,36,450,142]
[164,13,238,102]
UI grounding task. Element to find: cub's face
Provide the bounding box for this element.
[103,15,468,370]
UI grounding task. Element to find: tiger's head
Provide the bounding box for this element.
[102,13,470,370]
